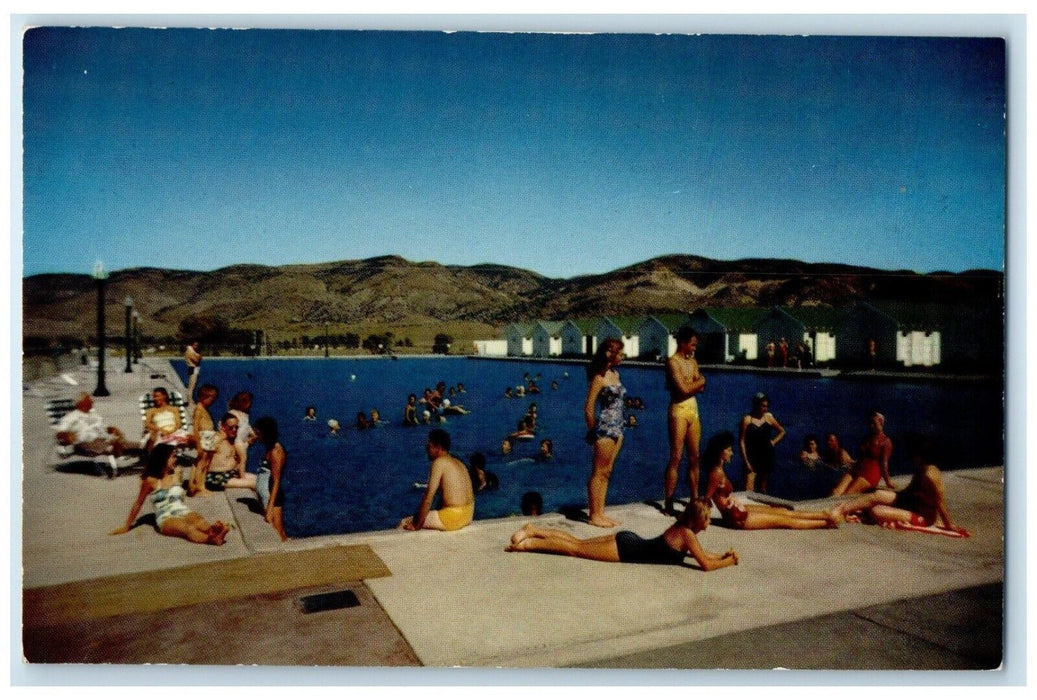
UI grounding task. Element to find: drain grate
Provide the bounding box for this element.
[297,589,361,614]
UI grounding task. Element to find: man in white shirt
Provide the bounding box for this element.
[55,392,131,457]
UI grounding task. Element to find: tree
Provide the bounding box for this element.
[432,333,453,354]
[179,315,230,344]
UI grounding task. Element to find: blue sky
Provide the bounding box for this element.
[21,28,1006,278]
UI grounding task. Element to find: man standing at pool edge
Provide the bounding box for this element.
[663,326,706,515]
[400,428,475,531]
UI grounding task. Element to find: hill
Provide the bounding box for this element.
[22,254,1004,352]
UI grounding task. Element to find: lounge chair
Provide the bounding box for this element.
[45,398,141,478]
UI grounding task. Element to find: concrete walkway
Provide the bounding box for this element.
[17,358,1009,679]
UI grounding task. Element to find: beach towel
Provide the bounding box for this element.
[885,521,971,538]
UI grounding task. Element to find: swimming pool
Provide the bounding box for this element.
[173,357,1004,537]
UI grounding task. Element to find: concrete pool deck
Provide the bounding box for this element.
[17,358,1011,679]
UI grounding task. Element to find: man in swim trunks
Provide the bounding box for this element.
[190,413,257,496]
[399,428,475,531]
[662,326,706,515]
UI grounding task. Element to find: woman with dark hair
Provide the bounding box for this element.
[583,338,627,527]
[253,415,287,541]
[739,392,786,493]
[705,431,839,530]
[505,498,738,571]
[110,443,229,545]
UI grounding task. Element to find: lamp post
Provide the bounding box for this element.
[324,321,330,358]
[92,261,110,396]
[123,296,133,373]
[132,310,140,364]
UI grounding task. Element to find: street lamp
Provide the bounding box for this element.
[324,321,330,358]
[132,310,140,364]
[92,261,110,396]
[123,295,133,373]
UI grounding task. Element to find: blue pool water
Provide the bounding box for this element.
[172,357,1003,537]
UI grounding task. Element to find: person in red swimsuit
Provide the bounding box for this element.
[704,432,839,530]
[831,434,967,534]
[831,411,894,496]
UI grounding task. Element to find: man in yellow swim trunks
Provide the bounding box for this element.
[663,326,706,516]
[399,428,475,531]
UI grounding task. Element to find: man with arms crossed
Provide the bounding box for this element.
[399,428,475,531]
[663,326,706,515]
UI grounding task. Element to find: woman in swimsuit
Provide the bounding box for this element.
[253,416,287,541]
[739,392,786,493]
[831,411,894,496]
[584,338,626,528]
[144,387,188,450]
[110,443,229,545]
[704,432,840,530]
[831,434,967,534]
[505,498,738,571]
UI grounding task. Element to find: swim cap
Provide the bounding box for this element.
[327,419,340,429]
[443,399,451,407]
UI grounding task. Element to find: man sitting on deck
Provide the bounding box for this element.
[399,428,475,531]
[55,392,135,458]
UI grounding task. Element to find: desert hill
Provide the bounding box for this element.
[22,254,1003,350]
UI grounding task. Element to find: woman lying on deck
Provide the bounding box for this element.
[504,498,738,571]
[704,431,840,530]
[110,443,229,546]
[831,434,969,535]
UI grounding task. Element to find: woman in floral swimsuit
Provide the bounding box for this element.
[583,338,627,528]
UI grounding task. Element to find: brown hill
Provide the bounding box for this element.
[22,254,1003,350]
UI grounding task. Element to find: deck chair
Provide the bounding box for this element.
[45,398,141,478]
[139,390,197,464]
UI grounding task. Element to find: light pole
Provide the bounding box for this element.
[132,310,140,364]
[92,261,110,396]
[324,321,330,358]
[123,296,133,373]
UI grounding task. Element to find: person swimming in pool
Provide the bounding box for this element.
[505,498,738,571]
[399,428,475,532]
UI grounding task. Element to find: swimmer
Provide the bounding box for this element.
[521,491,544,516]
[501,437,514,455]
[403,394,419,426]
[800,434,822,470]
[468,452,499,493]
[303,406,317,422]
[537,439,554,461]
[328,418,340,435]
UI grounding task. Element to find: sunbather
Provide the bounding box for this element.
[110,443,229,545]
[505,498,738,571]
[704,431,839,530]
[55,392,135,458]
[144,387,189,449]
